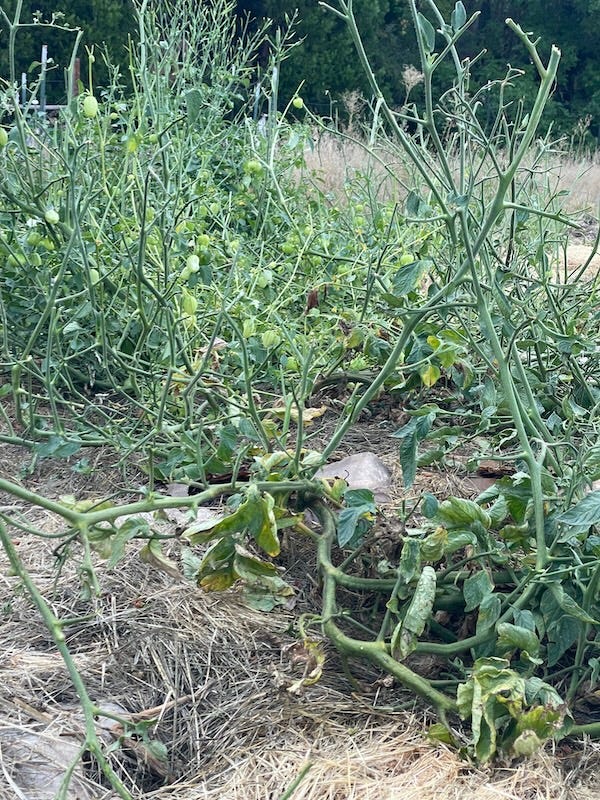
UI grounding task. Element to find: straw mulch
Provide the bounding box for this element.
[0,447,598,799]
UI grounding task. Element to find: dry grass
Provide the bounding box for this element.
[303,131,600,217]
[0,442,599,799]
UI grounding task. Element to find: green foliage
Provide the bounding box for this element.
[1,4,600,794]
[337,488,376,547]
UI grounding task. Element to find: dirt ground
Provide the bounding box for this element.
[0,414,599,799]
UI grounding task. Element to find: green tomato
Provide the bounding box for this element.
[180,265,192,281]
[243,158,264,176]
[44,209,60,225]
[0,127,8,148]
[242,319,256,338]
[30,253,42,267]
[7,253,26,268]
[89,268,101,285]
[197,234,210,249]
[261,330,281,349]
[26,231,43,247]
[186,254,201,272]
[83,95,99,119]
[399,253,415,266]
[292,96,304,109]
[256,269,272,288]
[181,289,198,316]
[281,241,295,255]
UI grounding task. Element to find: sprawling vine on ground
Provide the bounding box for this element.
[0,0,599,795]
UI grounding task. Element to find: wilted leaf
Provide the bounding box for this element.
[436,497,491,529]
[199,567,237,592]
[242,575,295,611]
[181,547,202,580]
[337,489,376,547]
[457,658,526,762]
[140,538,180,578]
[464,570,494,612]
[286,640,325,694]
[558,491,600,528]
[444,530,478,554]
[548,583,598,625]
[427,722,458,747]
[34,436,81,460]
[496,622,540,657]
[476,593,502,633]
[184,485,280,556]
[393,410,437,488]
[392,566,436,660]
[106,517,151,568]
[269,405,327,426]
[399,537,421,584]
[420,526,447,562]
[422,493,439,518]
[233,545,278,581]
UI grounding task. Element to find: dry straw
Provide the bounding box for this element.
[0,451,598,799]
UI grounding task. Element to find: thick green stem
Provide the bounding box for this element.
[0,476,323,529]
[315,502,456,716]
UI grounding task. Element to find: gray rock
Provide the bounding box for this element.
[315,452,392,503]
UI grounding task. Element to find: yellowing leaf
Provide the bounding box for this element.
[200,568,237,591]
[420,364,441,387]
[268,405,327,426]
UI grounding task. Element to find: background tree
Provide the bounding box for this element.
[0,0,135,102]
[1,0,600,140]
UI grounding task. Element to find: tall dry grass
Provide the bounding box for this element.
[304,131,600,219]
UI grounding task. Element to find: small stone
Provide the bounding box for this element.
[315,452,392,503]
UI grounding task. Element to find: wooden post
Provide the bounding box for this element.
[40,44,48,113]
[73,58,80,97]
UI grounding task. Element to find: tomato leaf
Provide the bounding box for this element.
[417,12,436,53]
[558,490,600,529]
[337,489,376,547]
[451,1,467,31]
[464,570,493,612]
[392,566,436,660]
